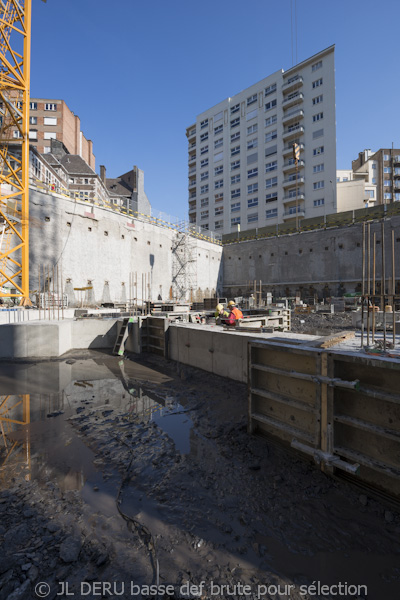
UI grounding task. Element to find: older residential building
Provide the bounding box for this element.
[10,97,96,169]
[186,46,336,235]
[351,148,400,205]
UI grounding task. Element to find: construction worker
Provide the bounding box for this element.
[226,300,243,326]
[215,303,229,324]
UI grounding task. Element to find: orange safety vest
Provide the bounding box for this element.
[231,307,243,320]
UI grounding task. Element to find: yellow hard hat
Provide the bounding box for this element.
[216,303,223,311]
[228,300,235,306]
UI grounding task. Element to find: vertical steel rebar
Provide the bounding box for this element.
[381,222,386,349]
[57,265,59,321]
[367,223,371,346]
[392,229,396,346]
[61,263,64,320]
[361,223,365,347]
[38,264,41,321]
[372,232,376,343]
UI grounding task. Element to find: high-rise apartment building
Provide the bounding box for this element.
[9,97,95,169]
[186,46,336,235]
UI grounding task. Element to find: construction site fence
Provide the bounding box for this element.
[26,180,221,246]
[222,202,400,245]
[248,340,400,499]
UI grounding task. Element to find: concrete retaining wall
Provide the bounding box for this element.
[222,216,400,299]
[28,189,223,306]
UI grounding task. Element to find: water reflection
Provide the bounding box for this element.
[0,357,193,492]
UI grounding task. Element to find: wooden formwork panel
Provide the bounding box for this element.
[248,341,322,448]
[141,317,168,357]
[329,353,400,497]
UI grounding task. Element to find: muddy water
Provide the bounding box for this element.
[0,352,399,599]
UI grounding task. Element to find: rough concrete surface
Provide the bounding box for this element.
[0,351,399,600]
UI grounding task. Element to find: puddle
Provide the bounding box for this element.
[0,356,192,498]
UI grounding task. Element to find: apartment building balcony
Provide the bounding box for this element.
[282,75,303,93]
[188,141,196,150]
[282,108,304,125]
[188,179,196,189]
[188,152,196,164]
[283,192,305,202]
[189,191,196,199]
[189,204,197,214]
[282,125,305,141]
[282,176,305,188]
[188,166,196,175]
[393,178,400,191]
[393,156,400,165]
[282,142,305,157]
[283,159,305,173]
[187,127,196,140]
[283,208,305,220]
[282,92,304,109]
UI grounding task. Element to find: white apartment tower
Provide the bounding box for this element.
[186,46,336,235]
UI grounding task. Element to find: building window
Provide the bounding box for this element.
[313,112,323,122]
[312,78,323,88]
[214,111,223,122]
[231,202,241,212]
[248,197,258,208]
[200,210,209,220]
[312,95,323,105]
[313,146,324,155]
[215,220,223,230]
[313,129,324,139]
[231,160,240,170]
[248,183,258,194]
[231,216,241,226]
[365,190,375,198]
[200,198,209,207]
[44,117,57,126]
[313,198,324,207]
[248,213,258,223]
[265,83,277,96]
[384,180,392,187]
[266,176,277,188]
[265,130,277,143]
[247,137,258,150]
[214,165,223,175]
[214,138,223,149]
[200,132,208,142]
[231,131,240,143]
[384,154,390,161]
[200,171,209,181]
[200,184,209,194]
[313,181,324,190]
[384,167,392,174]
[44,103,57,111]
[266,208,278,219]
[313,163,324,173]
[247,167,258,179]
[28,130,37,140]
[266,192,278,203]
[214,124,223,135]
[230,117,240,128]
[215,192,224,202]
[247,124,258,135]
[30,101,37,110]
[246,108,257,121]
[214,151,223,162]
[214,179,223,189]
[29,116,37,125]
[372,163,377,169]
[265,115,277,127]
[201,158,209,168]
[265,160,277,172]
[231,174,240,184]
[200,145,208,155]
[13,130,22,138]
[230,103,240,114]
[311,60,322,71]
[265,145,277,157]
[215,206,223,215]
[247,93,258,106]
[265,99,277,112]
[231,188,240,199]
[200,119,208,129]
[384,193,392,200]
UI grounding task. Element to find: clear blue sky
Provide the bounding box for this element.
[31,0,400,220]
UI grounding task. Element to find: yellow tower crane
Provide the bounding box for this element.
[0,0,32,303]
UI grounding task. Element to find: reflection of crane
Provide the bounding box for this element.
[0,1,32,302]
[0,394,31,479]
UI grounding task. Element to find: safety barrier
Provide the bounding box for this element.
[248,340,400,498]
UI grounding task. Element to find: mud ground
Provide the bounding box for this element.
[1,349,399,600]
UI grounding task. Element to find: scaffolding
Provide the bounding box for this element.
[171,223,198,302]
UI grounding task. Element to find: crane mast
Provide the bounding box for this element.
[0,0,31,303]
